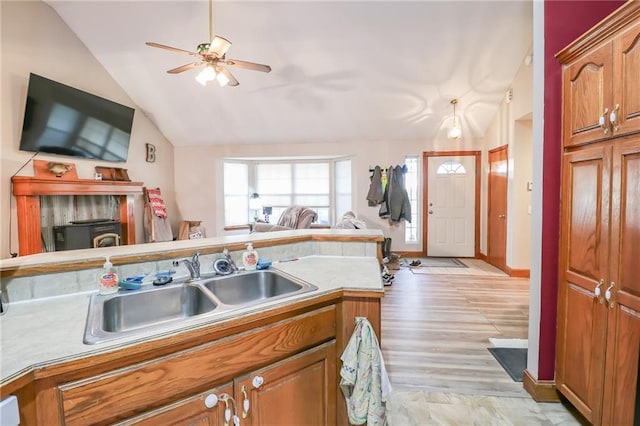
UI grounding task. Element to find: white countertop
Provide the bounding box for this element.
[0,255,383,384]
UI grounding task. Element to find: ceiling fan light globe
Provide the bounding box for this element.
[216,70,230,87]
[196,66,216,86]
[208,36,232,57]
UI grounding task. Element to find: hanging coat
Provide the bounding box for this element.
[378,165,393,219]
[367,166,384,206]
[388,165,412,224]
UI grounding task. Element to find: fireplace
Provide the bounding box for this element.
[53,220,122,251]
[11,176,143,256]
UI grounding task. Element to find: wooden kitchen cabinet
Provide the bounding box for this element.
[561,7,640,148]
[556,143,612,424]
[57,306,337,425]
[556,4,640,424]
[235,341,336,426]
[116,383,234,426]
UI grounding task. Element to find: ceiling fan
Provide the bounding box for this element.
[145,0,271,87]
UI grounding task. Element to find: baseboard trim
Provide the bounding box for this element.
[523,369,560,402]
[506,267,530,278]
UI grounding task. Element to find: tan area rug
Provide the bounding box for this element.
[409,258,508,276]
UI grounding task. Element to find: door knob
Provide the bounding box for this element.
[498,214,506,219]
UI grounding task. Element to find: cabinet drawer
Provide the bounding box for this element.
[58,306,336,425]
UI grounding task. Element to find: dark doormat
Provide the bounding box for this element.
[488,347,527,382]
[412,257,467,268]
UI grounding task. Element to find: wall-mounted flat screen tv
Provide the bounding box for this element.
[19,73,135,162]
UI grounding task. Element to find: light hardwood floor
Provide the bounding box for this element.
[381,259,587,425]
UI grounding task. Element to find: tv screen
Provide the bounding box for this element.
[19,73,135,162]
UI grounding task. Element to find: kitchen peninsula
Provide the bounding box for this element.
[0,229,385,425]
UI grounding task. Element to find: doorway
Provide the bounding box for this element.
[487,145,508,271]
[422,151,480,257]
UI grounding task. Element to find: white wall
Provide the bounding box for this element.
[484,52,533,269]
[174,135,483,254]
[0,1,176,259]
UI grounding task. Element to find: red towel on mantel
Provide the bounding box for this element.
[146,188,167,219]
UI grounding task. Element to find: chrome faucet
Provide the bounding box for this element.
[173,252,201,280]
[223,249,239,273]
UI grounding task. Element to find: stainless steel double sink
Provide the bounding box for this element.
[83,269,317,344]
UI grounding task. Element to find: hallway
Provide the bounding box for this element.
[380,259,586,424]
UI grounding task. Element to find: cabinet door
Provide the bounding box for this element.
[612,20,640,138]
[116,383,233,426]
[556,144,612,424]
[236,341,336,426]
[602,137,640,426]
[563,42,614,147]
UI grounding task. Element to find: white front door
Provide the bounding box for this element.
[426,155,476,257]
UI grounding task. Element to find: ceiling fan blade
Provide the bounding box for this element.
[224,59,272,73]
[146,42,198,57]
[219,67,239,87]
[208,36,232,58]
[167,62,202,74]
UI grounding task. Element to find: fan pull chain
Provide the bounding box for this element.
[208,0,213,42]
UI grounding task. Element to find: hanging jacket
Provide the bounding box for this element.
[340,317,391,425]
[367,166,384,206]
[378,165,393,219]
[388,165,412,224]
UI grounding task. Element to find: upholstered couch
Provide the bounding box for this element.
[251,206,318,232]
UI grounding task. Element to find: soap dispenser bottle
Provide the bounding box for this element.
[99,256,119,295]
[242,243,259,270]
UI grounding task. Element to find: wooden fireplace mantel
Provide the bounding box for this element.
[11,176,144,256]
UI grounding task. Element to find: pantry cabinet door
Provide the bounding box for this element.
[612,21,640,138]
[602,137,640,426]
[562,42,614,147]
[556,144,611,423]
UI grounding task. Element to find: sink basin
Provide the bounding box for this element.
[84,284,217,344]
[202,270,314,305]
[84,269,317,345]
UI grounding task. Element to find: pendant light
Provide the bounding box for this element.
[447,99,462,140]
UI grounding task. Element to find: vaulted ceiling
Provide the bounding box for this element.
[45,1,533,147]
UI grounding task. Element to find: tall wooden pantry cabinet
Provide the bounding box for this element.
[555,2,640,425]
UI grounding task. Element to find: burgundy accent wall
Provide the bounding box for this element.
[540,0,624,380]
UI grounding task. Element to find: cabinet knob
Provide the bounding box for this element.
[252,375,265,389]
[609,104,620,131]
[594,279,604,304]
[241,385,250,418]
[605,282,615,307]
[599,108,610,134]
[204,393,219,409]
